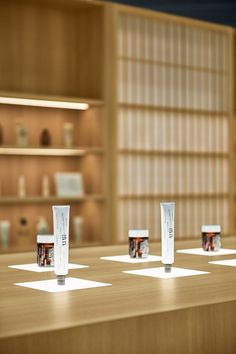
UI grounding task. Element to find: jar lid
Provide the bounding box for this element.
[201,225,221,233]
[37,234,54,243]
[128,229,149,238]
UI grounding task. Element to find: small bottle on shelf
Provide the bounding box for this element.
[63,122,74,148]
[18,175,26,198]
[36,216,49,235]
[40,128,51,146]
[16,121,28,147]
[17,217,30,248]
[42,175,50,197]
[0,123,3,145]
[0,220,10,250]
[73,216,84,243]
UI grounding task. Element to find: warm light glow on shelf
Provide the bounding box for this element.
[0,97,89,110]
[0,147,86,156]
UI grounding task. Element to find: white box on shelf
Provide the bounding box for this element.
[54,173,84,197]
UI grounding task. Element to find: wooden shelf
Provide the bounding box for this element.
[0,0,107,250]
[118,149,229,158]
[119,103,228,116]
[0,195,105,205]
[0,1,104,99]
[119,193,229,200]
[0,146,104,156]
[118,55,227,75]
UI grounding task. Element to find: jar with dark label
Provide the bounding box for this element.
[128,229,149,258]
[201,225,221,251]
[37,235,54,266]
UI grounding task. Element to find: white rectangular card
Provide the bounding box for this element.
[15,277,111,293]
[209,259,236,267]
[9,263,88,272]
[123,267,209,279]
[54,172,84,197]
[176,248,236,256]
[100,255,162,263]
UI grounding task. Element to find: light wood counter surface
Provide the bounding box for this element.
[1,238,236,354]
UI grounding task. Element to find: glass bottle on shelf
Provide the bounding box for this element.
[18,175,26,198]
[40,128,51,146]
[42,175,50,197]
[73,216,84,243]
[63,122,74,148]
[16,121,28,147]
[0,220,10,249]
[17,217,30,248]
[0,123,3,145]
[36,216,49,235]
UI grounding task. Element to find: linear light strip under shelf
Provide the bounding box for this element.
[0,147,86,156]
[0,97,89,110]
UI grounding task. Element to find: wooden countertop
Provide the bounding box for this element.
[1,237,236,354]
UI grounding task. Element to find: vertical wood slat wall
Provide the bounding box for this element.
[114,6,233,242]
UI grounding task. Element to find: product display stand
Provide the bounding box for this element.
[176,248,236,256]
[100,254,162,263]
[123,267,209,279]
[1,239,236,354]
[209,259,236,267]
[8,263,88,272]
[15,277,111,293]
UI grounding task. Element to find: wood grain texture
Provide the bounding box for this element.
[0,0,104,99]
[1,237,236,354]
[114,5,234,242]
[0,102,105,248]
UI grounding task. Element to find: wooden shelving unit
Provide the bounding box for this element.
[0,0,109,252]
[107,3,235,242]
[0,195,105,204]
[0,0,104,99]
[118,55,227,75]
[119,194,229,199]
[0,0,234,251]
[119,102,228,116]
[0,99,107,250]
[0,146,104,156]
[233,30,236,233]
[118,149,229,157]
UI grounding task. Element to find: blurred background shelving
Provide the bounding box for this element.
[0,0,235,252]
[0,0,109,252]
[108,3,234,242]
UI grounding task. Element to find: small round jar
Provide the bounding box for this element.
[128,229,149,258]
[37,235,54,266]
[202,225,221,251]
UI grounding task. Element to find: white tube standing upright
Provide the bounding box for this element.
[53,205,70,285]
[160,202,175,272]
